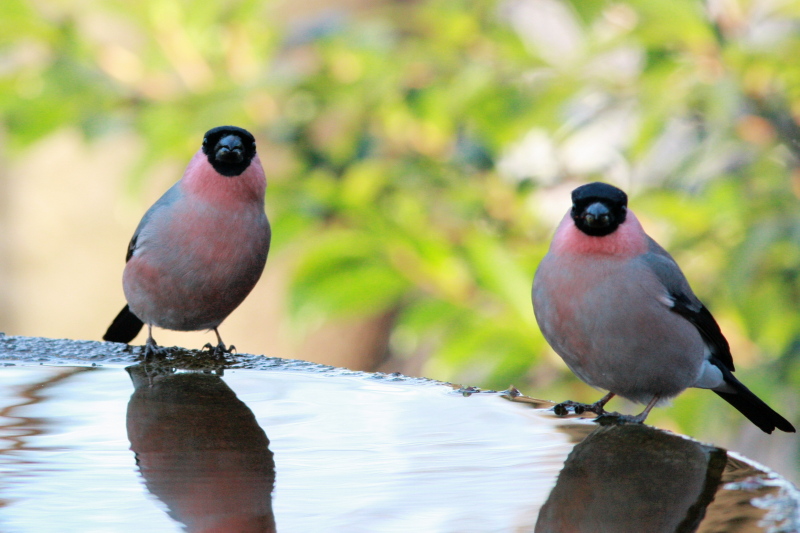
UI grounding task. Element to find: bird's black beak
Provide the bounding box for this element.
[214,134,244,164]
[582,202,612,229]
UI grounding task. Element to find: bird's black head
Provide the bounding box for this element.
[202,126,257,177]
[570,182,628,237]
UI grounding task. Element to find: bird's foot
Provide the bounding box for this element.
[139,341,170,361]
[202,342,236,361]
[553,399,609,417]
[595,395,658,426]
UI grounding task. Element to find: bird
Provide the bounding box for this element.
[532,182,794,434]
[103,126,271,358]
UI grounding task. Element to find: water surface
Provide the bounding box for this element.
[0,336,797,532]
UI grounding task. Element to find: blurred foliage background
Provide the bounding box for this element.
[1,0,799,474]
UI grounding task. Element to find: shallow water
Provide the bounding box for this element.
[0,336,798,532]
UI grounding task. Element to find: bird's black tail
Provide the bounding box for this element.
[103,304,144,344]
[714,368,795,434]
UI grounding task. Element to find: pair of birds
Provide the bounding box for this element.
[104,126,794,434]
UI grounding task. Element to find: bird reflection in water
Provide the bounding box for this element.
[535,423,727,533]
[126,364,276,532]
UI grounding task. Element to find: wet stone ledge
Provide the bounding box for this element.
[0,333,798,532]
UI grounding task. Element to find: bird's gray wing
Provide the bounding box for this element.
[125,183,182,262]
[641,236,735,372]
[641,240,792,434]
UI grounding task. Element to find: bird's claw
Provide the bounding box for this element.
[202,342,235,360]
[140,341,170,361]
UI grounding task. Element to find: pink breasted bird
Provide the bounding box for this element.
[532,182,794,433]
[103,126,271,357]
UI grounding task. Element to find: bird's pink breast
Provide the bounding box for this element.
[181,151,267,208]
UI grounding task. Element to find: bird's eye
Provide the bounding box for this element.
[202,137,209,146]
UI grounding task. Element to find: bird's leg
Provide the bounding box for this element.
[554,392,615,417]
[596,395,661,426]
[579,392,615,415]
[141,325,164,361]
[631,395,660,422]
